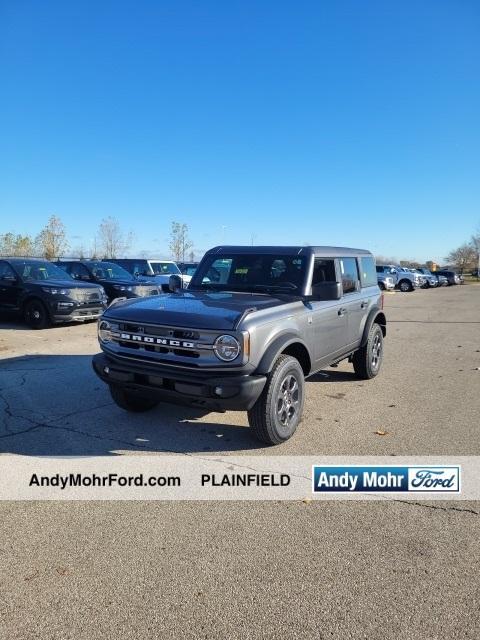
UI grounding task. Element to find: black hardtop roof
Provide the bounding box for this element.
[206,245,372,258]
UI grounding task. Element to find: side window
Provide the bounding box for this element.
[203,258,233,284]
[339,257,359,294]
[0,262,17,280]
[312,258,336,285]
[359,257,377,287]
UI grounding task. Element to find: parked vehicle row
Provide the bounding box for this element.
[0,258,108,329]
[376,265,422,292]
[0,253,466,329]
[375,264,460,291]
[0,256,199,329]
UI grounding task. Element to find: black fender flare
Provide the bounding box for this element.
[256,333,312,376]
[361,307,386,347]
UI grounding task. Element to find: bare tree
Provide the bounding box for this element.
[169,222,193,262]
[471,231,480,275]
[445,243,476,273]
[98,217,134,259]
[0,233,35,256]
[188,250,195,262]
[35,215,69,259]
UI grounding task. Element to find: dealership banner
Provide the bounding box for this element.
[0,455,478,501]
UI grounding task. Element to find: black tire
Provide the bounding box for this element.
[109,386,159,412]
[247,354,305,445]
[23,299,51,330]
[398,279,413,292]
[352,323,384,379]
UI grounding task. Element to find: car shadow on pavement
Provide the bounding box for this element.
[0,354,263,456]
[0,318,34,331]
[307,369,358,383]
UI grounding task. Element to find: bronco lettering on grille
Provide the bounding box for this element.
[113,332,195,349]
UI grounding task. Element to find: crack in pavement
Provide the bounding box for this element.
[392,498,479,517]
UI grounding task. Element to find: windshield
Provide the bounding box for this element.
[149,262,181,275]
[14,261,74,282]
[190,254,308,293]
[89,261,135,281]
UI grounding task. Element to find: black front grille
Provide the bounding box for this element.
[120,323,200,340]
[72,289,101,303]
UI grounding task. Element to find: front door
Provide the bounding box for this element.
[0,261,21,310]
[309,258,348,365]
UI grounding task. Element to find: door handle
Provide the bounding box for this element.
[338,307,347,317]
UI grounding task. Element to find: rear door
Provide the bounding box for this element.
[338,257,366,349]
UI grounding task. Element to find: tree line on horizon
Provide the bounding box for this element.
[1,215,478,273]
[0,216,195,263]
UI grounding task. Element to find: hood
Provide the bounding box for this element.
[98,278,155,287]
[104,291,287,330]
[34,279,101,290]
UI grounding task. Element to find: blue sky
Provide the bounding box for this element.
[1,0,479,262]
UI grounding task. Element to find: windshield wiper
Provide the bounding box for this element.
[250,283,299,293]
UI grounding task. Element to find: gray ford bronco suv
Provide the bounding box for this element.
[93,246,386,445]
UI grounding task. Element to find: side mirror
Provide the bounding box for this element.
[311,282,343,301]
[168,274,183,293]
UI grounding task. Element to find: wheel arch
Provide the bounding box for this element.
[22,295,50,316]
[360,308,386,348]
[256,334,312,377]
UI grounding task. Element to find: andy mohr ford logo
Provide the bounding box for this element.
[312,465,461,493]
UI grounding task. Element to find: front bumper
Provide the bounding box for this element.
[50,301,106,323]
[92,352,267,411]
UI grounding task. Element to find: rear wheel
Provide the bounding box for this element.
[352,323,384,379]
[109,386,159,412]
[23,299,50,330]
[248,354,305,445]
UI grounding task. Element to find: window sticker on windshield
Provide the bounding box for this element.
[235,268,248,274]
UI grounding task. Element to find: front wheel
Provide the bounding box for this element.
[398,279,413,292]
[109,386,159,412]
[352,323,384,379]
[247,354,305,445]
[23,299,51,330]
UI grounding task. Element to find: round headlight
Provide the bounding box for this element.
[213,335,240,362]
[98,320,112,343]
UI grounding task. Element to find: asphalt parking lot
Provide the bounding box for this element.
[1,285,479,639]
